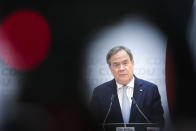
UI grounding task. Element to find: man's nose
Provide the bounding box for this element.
[119,64,125,70]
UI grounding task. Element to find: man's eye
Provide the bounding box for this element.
[113,63,119,67]
[123,62,128,65]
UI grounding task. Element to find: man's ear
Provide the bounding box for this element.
[131,60,134,65]
[109,64,112,70]
[131,60,135,68]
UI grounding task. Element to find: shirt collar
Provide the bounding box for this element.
[116,76,135,89]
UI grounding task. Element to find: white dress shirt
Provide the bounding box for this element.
[116,77,135,109]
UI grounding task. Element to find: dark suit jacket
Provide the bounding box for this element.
[90,76,164,126]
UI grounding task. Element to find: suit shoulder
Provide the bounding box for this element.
[137,77,157,88]
[94,79,115,91]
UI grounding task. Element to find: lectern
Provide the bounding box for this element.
[102,123,160,131]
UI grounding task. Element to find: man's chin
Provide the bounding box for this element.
[118,79,130,85]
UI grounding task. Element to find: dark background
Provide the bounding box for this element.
[0,1,195,131]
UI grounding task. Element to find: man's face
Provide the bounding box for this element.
[109,50,134,85]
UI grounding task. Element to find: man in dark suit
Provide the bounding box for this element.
[90,46,164,129]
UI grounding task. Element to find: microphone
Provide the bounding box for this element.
[131,97,151,123]
[103,94,115,123]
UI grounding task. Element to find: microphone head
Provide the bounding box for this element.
[131,97,136,104]
[111,94,115,101]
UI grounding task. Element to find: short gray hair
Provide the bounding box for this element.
[106,46,133,65]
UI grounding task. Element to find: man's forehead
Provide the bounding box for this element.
[110,50,130,60]
[110,58,129,63]
[110,57,130,63]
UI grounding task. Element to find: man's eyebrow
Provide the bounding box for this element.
[122,60,128,62]
[112,62,119,64]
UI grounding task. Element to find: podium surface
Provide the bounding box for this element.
[102,123,161,131]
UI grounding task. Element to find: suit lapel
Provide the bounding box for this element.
[108,79,124,123]
[130,76,144,122]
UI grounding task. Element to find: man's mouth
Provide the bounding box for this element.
[119,74,127,76]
